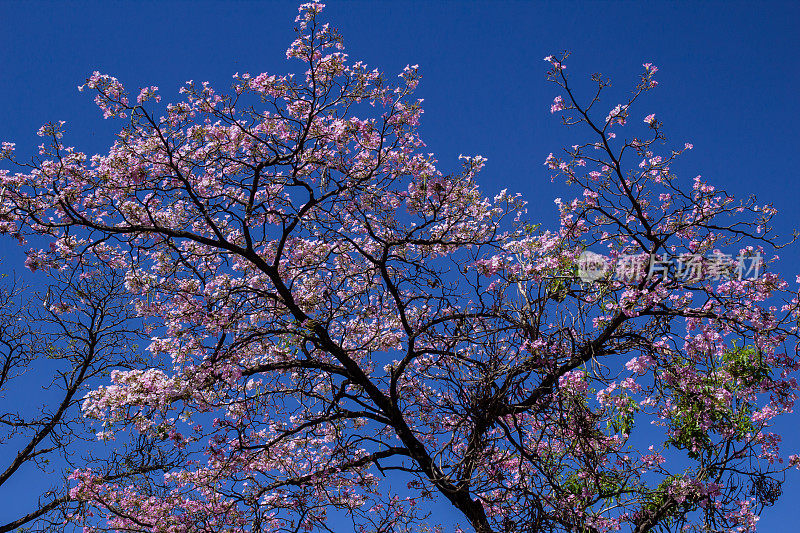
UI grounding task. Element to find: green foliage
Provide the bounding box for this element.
[548,277,571,302]
[523,223,541,236]
[641,475,683,533]
[607,393,638,435]
[666,344,764,459]
[563,471,625,500]
[724,343,770,387]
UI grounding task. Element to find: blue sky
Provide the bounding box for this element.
[1,0,799,530]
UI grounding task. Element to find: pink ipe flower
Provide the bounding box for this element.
[551,95,566,113]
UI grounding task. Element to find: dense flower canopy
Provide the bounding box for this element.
[1,3,800,533]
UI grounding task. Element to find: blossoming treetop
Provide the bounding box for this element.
[1,3,799,532]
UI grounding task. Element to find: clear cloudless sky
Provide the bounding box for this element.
[1,0,799,530]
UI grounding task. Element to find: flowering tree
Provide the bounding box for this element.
[0,263,182,533]
[1,3,799,532]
